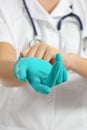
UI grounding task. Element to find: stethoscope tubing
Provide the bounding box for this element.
[23,0,83,55]
[23,0,38,36]
[57,13,83,31]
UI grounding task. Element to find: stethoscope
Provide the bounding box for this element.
[23,0,84,55]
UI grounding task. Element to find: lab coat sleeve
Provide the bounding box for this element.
[0,10,14,46]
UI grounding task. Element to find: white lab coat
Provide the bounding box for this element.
[0,0,87,130]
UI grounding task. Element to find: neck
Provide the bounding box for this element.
[38,0,60,13]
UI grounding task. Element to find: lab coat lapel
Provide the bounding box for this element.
[50,0,72,18]
[26,0,72,22]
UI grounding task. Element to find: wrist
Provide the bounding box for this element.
[66,53,76,70]
[57,50,75,70]
[57,50,70,69]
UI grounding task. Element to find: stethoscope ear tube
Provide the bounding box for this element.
[57,13,83,31]
[57,12,83,56]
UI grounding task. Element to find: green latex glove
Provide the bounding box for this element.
[43,54,68,87]
[13,56,52,94]
[13,54,68,94]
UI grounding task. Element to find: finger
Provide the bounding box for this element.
[43,54,62,87]
[63,67,68,82]
[55,53,62,63]
[20,47,30,57]
[48,65,63,87]
[31,82,51,95]
[50,58,54,65]
[34,43,47,58]
[56,68,63,85]
[43,62,62,87]
[49,54,62,65]
[42,50,53,62]
[27,75,51,95]
[26,43,40,57]
[54,54,64,84]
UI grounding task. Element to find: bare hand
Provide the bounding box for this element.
[20,42,58,64]
[20,42,70,68]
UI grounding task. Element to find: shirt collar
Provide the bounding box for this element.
[24,0,72,22]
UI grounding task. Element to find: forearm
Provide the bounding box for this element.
[0,59,27,87]
[0,42,27,87]
[68,53,87,78]
[58,49,87,78]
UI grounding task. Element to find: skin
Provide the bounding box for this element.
[0,43,26,86]
[38,0,60,13]
[0,0,87,87]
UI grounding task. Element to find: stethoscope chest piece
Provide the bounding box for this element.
[29,39,43,47]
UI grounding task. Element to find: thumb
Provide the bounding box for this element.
[20,47,30,57]
[55,53,62,63]
[63,67,68,82]
[43,63,62,87]
[43,53,62,87]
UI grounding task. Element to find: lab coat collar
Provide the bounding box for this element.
[25,0,72,22]
[50,0,72,18]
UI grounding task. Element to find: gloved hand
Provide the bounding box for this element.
[13,56,52,94]
[43,54,68,87]
[13,54,68,94]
